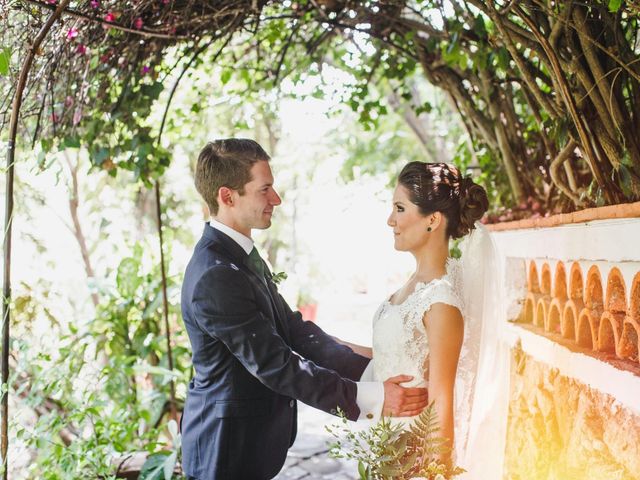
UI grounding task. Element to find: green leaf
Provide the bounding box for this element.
[36,150,47,169]
[63,136,81,149]
[378,464,402,476]
[415,102,433,115]
[220,69,232,85]
[401,452,419,472]
[457,54,467,70]
[93,146,110,164]
[139,452,170,480]
[357,461,368,480]
[608,0,623,12]
[496,47,511,70]
[167,419,180,447]
[40,138,52,153]
[446,31,459,55]
[116,257,142,297]
[0,47,11,76]
[617,164,639,198]
[140,82,164,101]
[474,15,487,39]
[163,451,177,480]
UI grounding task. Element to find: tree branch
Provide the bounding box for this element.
[550,139,583,206]
[22,0,190,40]
[514,5,613,201]
[487,3,561,118]
[64,151,99,308]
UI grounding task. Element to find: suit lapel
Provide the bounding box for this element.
[203,224,291,343]
[252,260,292,344]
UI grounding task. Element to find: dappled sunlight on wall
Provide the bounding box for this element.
[505,347,640,480]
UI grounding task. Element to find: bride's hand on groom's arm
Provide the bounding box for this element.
[382,375,428,417]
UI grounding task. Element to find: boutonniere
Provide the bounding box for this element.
[270,271,288,285]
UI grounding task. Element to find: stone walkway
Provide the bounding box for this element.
[274,403,359,480]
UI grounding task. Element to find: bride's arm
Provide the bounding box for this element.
[330,336,373,359]
[423,303,464,464]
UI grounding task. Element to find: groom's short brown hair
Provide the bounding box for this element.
[195,138,270,215]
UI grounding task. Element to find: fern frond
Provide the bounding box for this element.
[327,402,464,479]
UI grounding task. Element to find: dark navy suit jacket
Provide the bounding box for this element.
[180,224,370,479]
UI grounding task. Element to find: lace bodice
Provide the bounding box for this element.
[371,258,464,390]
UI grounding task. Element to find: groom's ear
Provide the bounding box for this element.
[218,186,235,208]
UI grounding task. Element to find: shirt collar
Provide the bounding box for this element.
[208,218,254,255]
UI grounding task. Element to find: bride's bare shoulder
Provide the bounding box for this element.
[422,302,464,332]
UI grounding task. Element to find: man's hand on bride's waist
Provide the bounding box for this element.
[382,374,429,417]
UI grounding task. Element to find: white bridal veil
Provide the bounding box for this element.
[454,222,510,480]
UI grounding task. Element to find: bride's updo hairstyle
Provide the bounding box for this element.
[398,162,489,239]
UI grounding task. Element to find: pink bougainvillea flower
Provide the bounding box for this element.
[141,65,151,75]
[65,96,74,107]
[162,0,170,4]
[46,0,57,4]
[73,109,83,126]
[51,112,59,123]
[90,0,99,8]
[105,12,116,22]
[76,44,88,55]
[134,17,143,29]
[66,28,79,40]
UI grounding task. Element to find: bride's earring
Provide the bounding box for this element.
[427,226,432,232]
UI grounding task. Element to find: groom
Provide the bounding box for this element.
[181,138,428,480]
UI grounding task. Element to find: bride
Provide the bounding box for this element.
[339,161,498,473]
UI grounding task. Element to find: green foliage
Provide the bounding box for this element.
[270,271,288,285]
[90,243,188,408]
[4,0,640,212]
[140,420,181,480]
[0,46,10,76]
[608,0,623,13]
[326,405,465,480]
[80,75,171,185]
[331,76,460,186]
[11,242,190,478]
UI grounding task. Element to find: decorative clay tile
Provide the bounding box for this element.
[522,259,639,368]
[605,267,627,313]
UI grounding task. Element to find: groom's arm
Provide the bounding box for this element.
[278,294,369,379]
[330,337,372,358]
[278,295,386,420]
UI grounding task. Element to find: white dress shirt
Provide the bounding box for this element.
[208,218,384,421]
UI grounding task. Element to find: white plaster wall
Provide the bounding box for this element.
[491,217,640,415]
[492,217,640,262]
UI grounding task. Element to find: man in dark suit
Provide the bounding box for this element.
[181,139,428,479]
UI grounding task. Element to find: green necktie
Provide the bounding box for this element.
[248,247,266,279]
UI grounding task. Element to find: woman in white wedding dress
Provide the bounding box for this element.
[341,162,492,470]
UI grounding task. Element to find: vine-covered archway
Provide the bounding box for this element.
[2,1,639,477]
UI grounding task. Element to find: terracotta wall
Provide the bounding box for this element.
[489,204,640,480]
[521,260,640,366]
